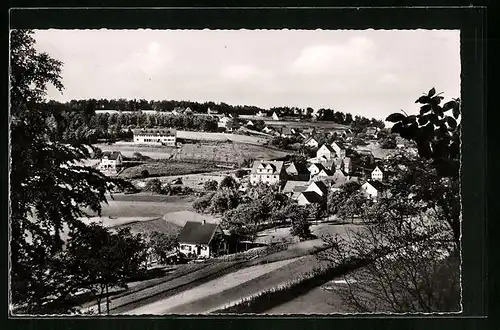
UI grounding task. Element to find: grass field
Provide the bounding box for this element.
[114,218,182,236]
[177,130,269,144]
[119,160,221,179]
[96,141,290,163]
[162,210,221,227]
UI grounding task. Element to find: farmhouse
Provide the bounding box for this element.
[282,180,309,199]
[316,144,335,161]
[250,160,286,186]
[304,136,319,149]
[98,151,123,176]
[285,162,309,181]
[371,166,384,181]
[331,141,347,159]
[297,191,323,206]
[178,220,228,259]
[306,180,329,198]
[360,180,388,200]
[307,163,327,177]
[272,112,280,120]
[133,128,177,146]
[262,126,275,134]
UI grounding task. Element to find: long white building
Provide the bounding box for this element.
[132,128,177,146]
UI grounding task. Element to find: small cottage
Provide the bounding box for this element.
[178,220,228,259]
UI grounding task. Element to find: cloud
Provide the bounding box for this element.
[113,41,175,76]
[220,64,272,81]
[289,37,375,75]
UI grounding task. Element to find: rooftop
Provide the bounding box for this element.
[178,221,219,245]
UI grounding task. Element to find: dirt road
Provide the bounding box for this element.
[121,258,300,315]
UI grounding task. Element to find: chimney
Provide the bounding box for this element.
[201,219,206,225]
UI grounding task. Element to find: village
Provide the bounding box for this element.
[10,28,461,316]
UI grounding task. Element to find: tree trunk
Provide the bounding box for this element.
[106,284,110,315]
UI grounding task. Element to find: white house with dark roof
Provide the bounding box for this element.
[282,180,309,200]
[307,163,327,177]
[316,144,335,161]
[331,141,346,159]
[371,166,384,181]
[99,151,123,176]
[306,180,329,198]
[133,128,177,146]
[360,180,388,200]
[304,136,319,149]
[297,191,324,206]
[178,220,228,259]
[250,160,286,186]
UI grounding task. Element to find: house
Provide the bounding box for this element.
[207,108,219,116]
[316,144,335,161]
[250,160,286,186]
[218,116,239,132]
[302,128,315,137]
[282,180,309,199]
[371,166,384,181]
[285,163,310,181]
[272,112,280,120]
[171,107,184,116]
[280,127,295,138]
[262,126,275,134]
[178,220,228,259]
[329,169,360,190]
[246,120,255,127]
[306,180,329,198]
[133,128,177,146]
[95,109,119,115]
[360,180,388,200]
[307,163,326,177]
[99,151,123,176]
[331,141,346,159]
[365,127,378,138]
[256,110,265,117]
[297,191,324,206]
[343,157,354,174]
[304,136,319,149]
[140,110,157,116]
[314,168,334,180]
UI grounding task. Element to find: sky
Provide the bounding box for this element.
[33,29,460,120]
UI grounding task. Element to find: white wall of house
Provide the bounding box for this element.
[250,173,280,185]
[361,183,378,199]
[297,194,311,206]
[308,165,321,177]
[316,145,333,160]
[305,139,319,149]
[371,167,384,181]
[306,182,326,197]
[179,243,211,258]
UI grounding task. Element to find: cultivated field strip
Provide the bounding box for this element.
[166,256,323,314]
[108,259,249,314]
[122,258,301,315]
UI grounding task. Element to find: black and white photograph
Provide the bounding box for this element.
[9,26,462,315]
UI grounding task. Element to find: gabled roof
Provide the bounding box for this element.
[251,160,284,174]
[133,128,177,136]
[287,162,308,174]
[364,180,388,192]
[300,191,323,203]
[178,221,219,245]
[304,136,319,143]
[102,151,122,160]
[317,168,334,176]
[282,180,309,193]
[308,180,329,195]
[331,141,345,150]
[308,162,326,173]
[318,144,335,153]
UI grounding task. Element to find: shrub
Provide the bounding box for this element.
[204,180,218,191]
